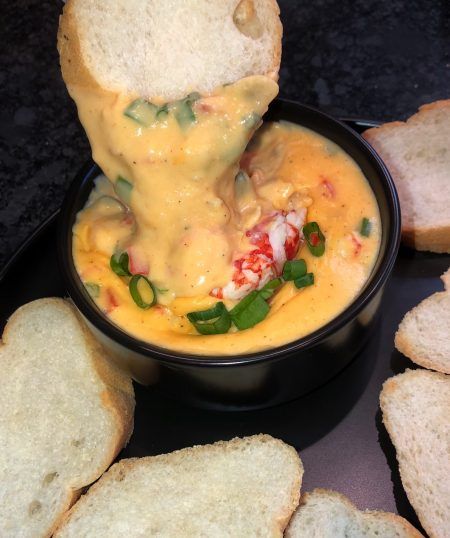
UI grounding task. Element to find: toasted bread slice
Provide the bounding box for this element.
[285,489,423,537]
[58,0,282,100]
[380,369,450,538]
[0,298,135,538]
[55,435,302,537]
[363,101,450,253]
[395,267,450,374]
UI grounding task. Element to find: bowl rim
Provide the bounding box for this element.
[58,99,401,367]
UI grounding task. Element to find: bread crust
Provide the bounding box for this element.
[287,488,423,537]
[380,370,450,538]
[363,100,450,254]
[58,0,282,98]
[54,434,302,536]
[1,298,135,538]
[395,267,450,374]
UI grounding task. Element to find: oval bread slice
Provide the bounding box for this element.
[54,434,303,537]
[0,298,135,538]
[380,369,450,538]
[395,267,450,374]
[363,100,450,253]
[58,0,282,100]
[285,488,423,537]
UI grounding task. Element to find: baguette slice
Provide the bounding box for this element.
[55,434,303,537]
[285,489,423,537]
[363,100,450,253]
[380,369,450,538]
[395,267,450,374]
[58,0,282,100]
[0,298,135,538]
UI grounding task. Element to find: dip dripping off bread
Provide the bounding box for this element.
[380,369,450,538]
[54,435,303,537]
[395,267,450,374]
[285,489,423,537]
[0,299,135,538]
[58,0,282,99]
[363,100,450,253]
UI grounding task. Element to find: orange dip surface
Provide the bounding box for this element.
[71,78,380,355]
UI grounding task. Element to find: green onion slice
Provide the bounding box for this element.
[110,252,131,277]
[230,291,269,331]
[129,275,157,309]
[174,92,200,128]
[230,278,282,331]
[114,176,133,205]
[303,222,326,257]
[124,99,158,126]
[241,112,262,129]
[282,259,307,281]
[294,273,314,289]
[84,282,100,298]
[187,302,231,335]
[258,278,283,300]
[360,217,372,237]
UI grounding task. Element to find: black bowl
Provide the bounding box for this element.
[58,99,401,410]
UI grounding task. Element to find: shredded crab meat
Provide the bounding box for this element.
[211,208,307,301]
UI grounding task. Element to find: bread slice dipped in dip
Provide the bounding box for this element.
[58,0,381,355]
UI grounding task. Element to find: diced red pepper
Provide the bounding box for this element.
[310,232,320,247]
[127,246,149,275]
[105,288,119,313]
[351,233,362,257]
[321,178,336,199]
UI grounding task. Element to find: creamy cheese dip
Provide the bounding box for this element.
[71,77,380,355]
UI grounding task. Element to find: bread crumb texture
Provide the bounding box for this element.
[363,100,450,253]
[55,434,302,537]
[60,0,282,100]
[380,369,450,538]
[0,298,134,538]
[286,488,423,537]
[395,266,450,374]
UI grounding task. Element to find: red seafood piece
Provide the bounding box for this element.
[127,246,149,275]
[211,209,306,301]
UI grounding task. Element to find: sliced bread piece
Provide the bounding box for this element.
[0,298,135,538]
[395,267,450,374]
[285,488,423,537]
[380,369,450,538]
[363,100,450,253]
[54,434,302,537]
[58,0,282,100]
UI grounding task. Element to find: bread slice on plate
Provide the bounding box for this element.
[363,100,450,253]
[54,434,303,537]
[0,298,135,538]
[395,267,450,374]
[285,488,423,537]
[58,0,282,99]
[380,369,450,538]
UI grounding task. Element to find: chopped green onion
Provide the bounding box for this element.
[360,217,372,237]
[258,278,283,300]
[241,112,261,129]
[129,275,157,309]
[124,99,158,126]
[282,259,307,281]
[230,291,269,331]
[114,176,133,205]
[84,282,100,298]
[294,273,314,289]
[187,302,231,335]
[229,279,281,330]
[110,252,131,277]
[156,103,169,119]
[174,92,200,128]
[124,99,169,126]
[303,222,326,257]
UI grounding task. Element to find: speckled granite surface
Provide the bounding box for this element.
[0,0,449,271]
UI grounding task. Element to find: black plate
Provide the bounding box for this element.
[1,120,448,534]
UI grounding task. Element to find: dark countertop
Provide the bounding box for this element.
[1,0,449,271]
